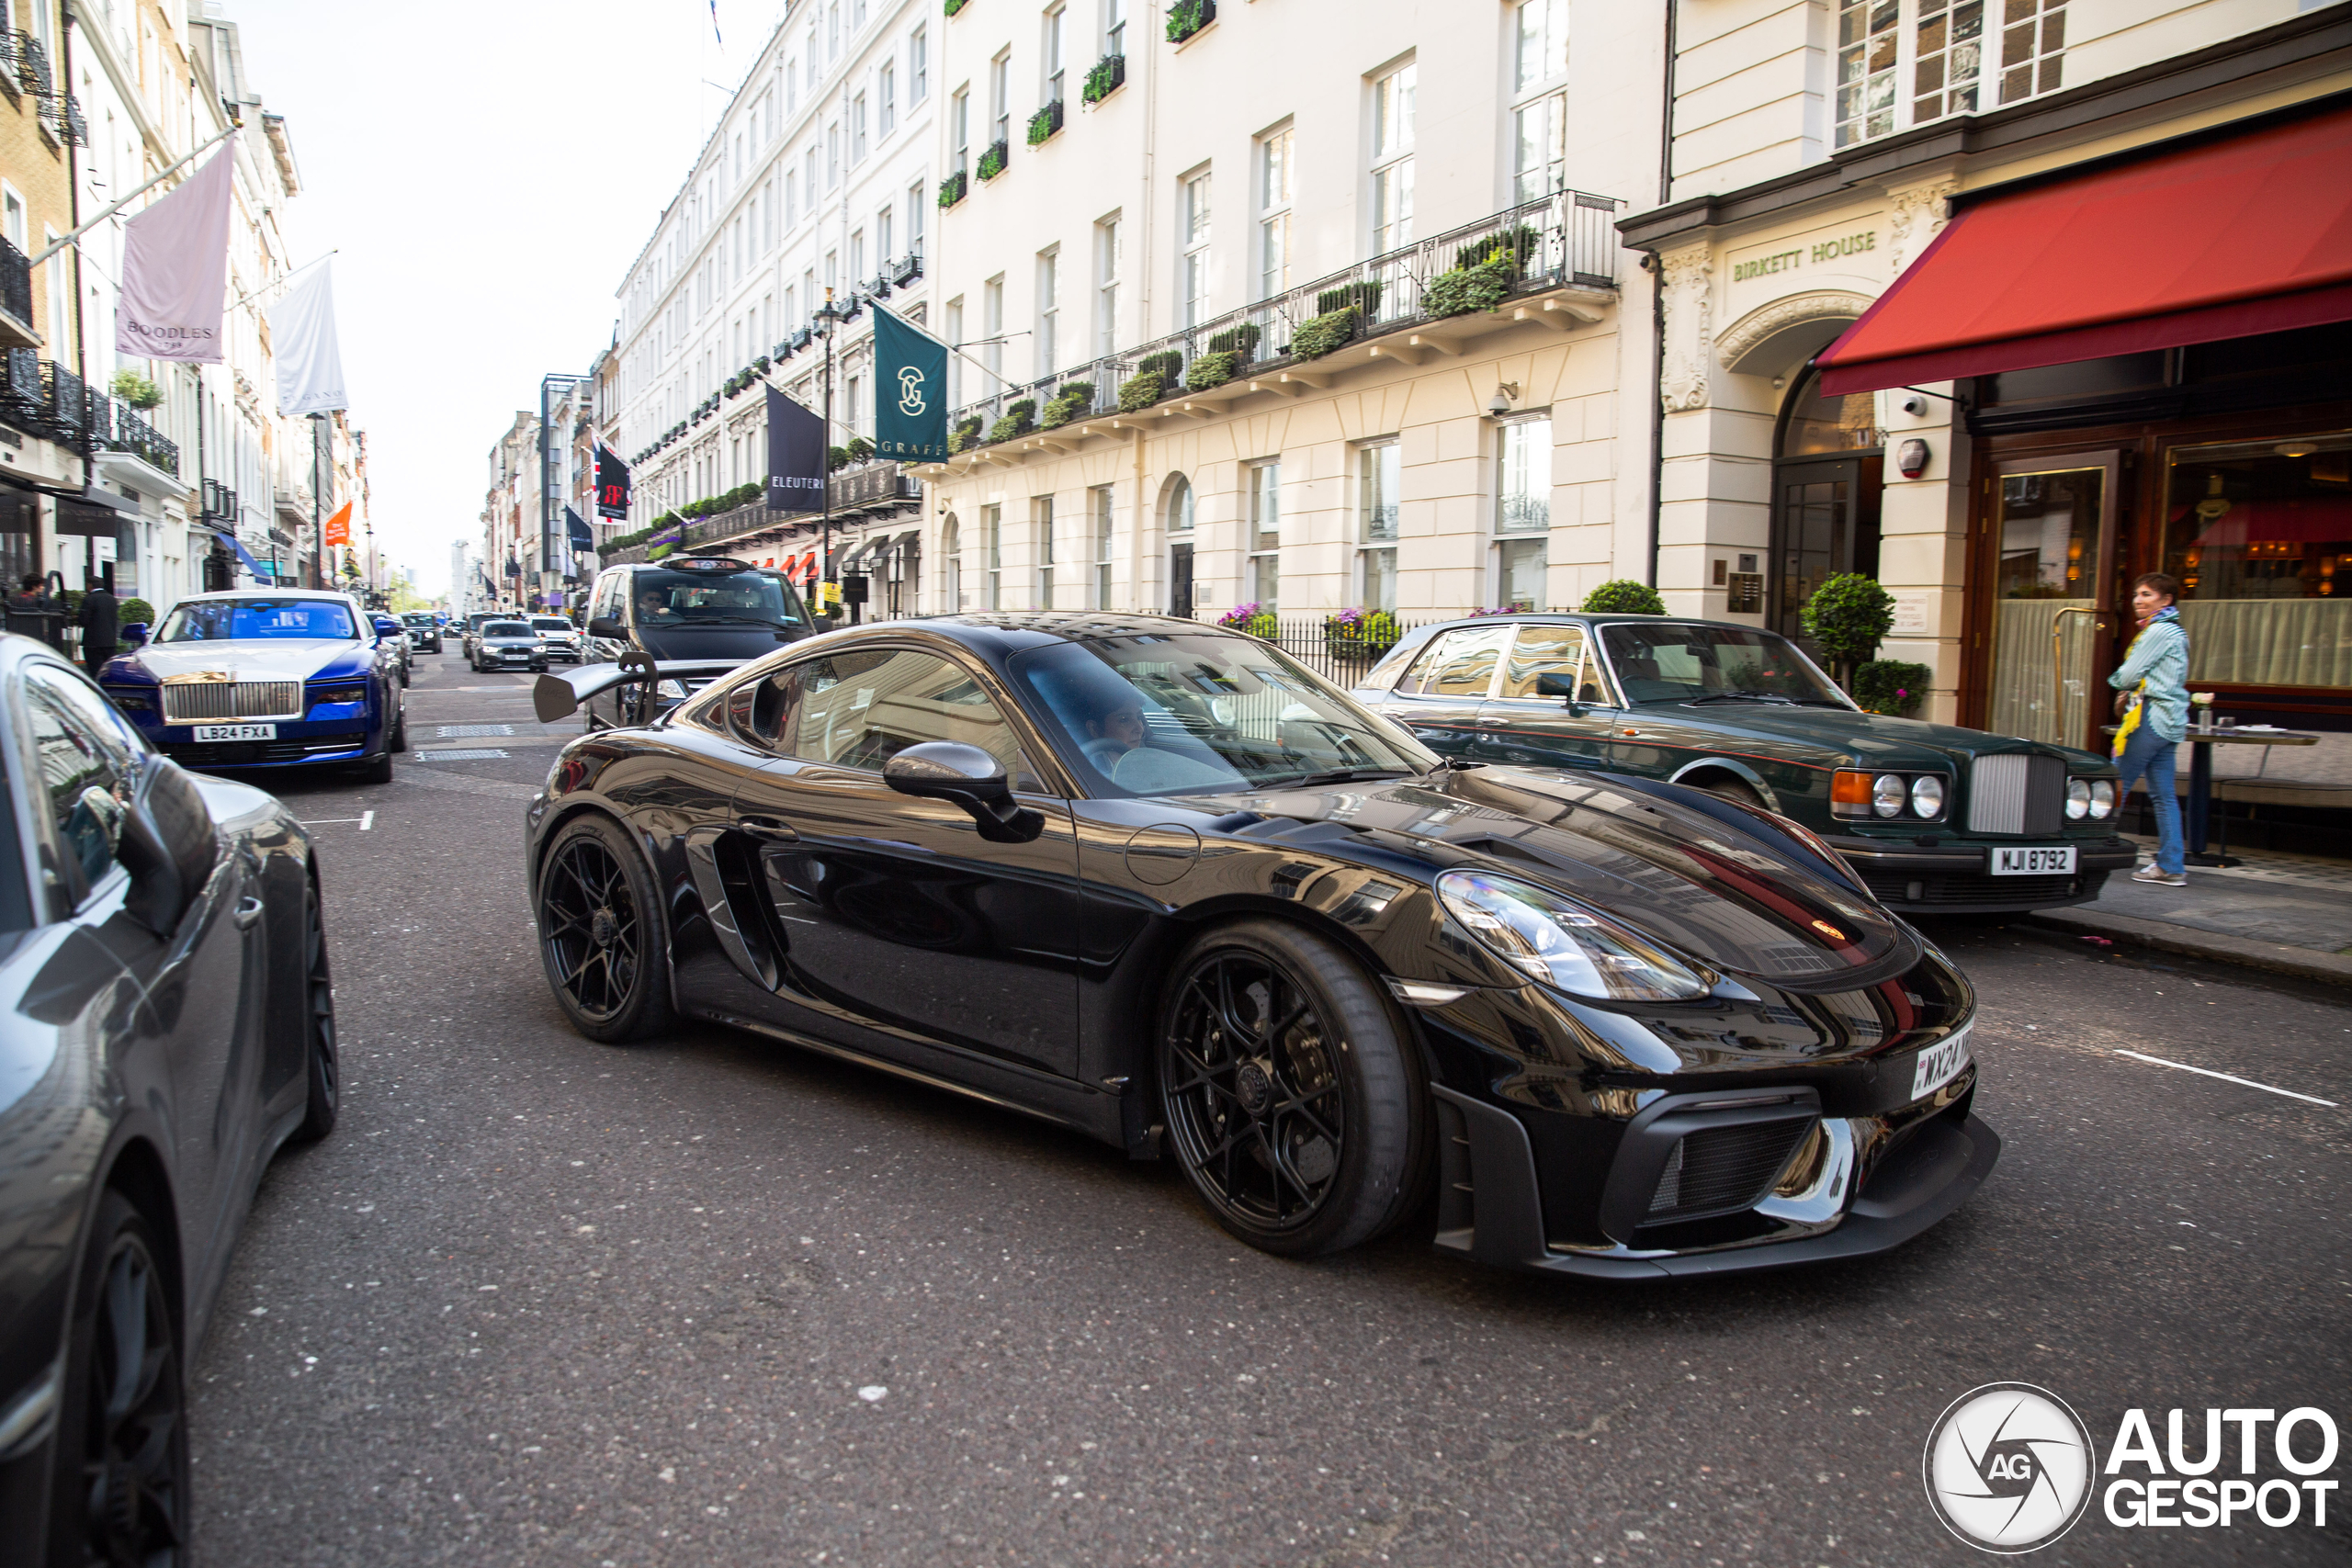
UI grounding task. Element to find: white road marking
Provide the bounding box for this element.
[360,810,375,831]
[298,818,365,826]
[2114,1048,2339,1107]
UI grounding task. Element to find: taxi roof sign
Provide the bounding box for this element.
[667,557,754,573]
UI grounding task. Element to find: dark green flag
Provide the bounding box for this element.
[873,306,948,462]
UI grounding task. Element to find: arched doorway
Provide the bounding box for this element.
[1769,360,1883,646]
[941,513,961,612]
[1162,474,1194,617]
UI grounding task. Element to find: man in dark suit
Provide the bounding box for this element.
[77,574,119,675]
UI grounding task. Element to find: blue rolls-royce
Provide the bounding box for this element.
[98,590,407,784]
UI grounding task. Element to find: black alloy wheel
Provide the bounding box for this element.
[1157,920,1425,1258]
[295,877,339,1141]
[537,815,673,1043]
[55,1191,188,1568]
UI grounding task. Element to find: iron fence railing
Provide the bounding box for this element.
[945,189,1620,451]
[0,238,29,329]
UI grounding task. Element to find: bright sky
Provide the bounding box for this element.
[224,0,794,594]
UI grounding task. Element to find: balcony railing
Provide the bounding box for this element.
[941,188,1622,454]
[11,30,50,97]
[603,463,922,565]
[88,392,180,476]
[0,351,179,472]
[0,238,30,333]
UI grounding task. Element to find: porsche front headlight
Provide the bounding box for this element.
[1434,870,1710,1002]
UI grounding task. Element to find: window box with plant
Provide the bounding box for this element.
[1183,350,1238,392]
[1216,601,1277,639]
[949,414,985,454]
[1204,322,1259,364]
[977,140,1009,181]
[1324,608,1402,661]
[943,0,969,14]
[987,399,1038,444]
[938,169,968,208]
[1082,54,1125,104]
[1040,380,1096,427]
[1165,0,1214,45]
[108,370,163,410]
[1027,101,1062,145]
[1117,350,1182,412]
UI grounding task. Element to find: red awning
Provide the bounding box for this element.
[1818,104,2352,396]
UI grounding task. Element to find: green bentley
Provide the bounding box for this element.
[1351,615,2137,915]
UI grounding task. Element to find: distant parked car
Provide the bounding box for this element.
[1353,614,2136,915]
[530,615,582,664]
[370,615,413,685]
[461,612,502,664]
[401,612,443,653]
[0,630,341,1565]
[472,618,549,673]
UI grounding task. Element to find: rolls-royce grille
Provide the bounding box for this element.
[1966,753,2065,835]
[1646,1120,1815,1222]
[161,681,303,723]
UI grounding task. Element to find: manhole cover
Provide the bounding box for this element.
[420,749,509,761]
[435,724,515,738]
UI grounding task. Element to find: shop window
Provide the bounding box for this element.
[2160,434,2352,691]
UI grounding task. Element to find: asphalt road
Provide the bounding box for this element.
[187,648,2352,1566]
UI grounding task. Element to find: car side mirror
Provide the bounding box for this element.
[116,757,218,937]
[883,740,1042,843]
[120,622,148,647]
[589,615,624,638]
[1532,671,1589,715]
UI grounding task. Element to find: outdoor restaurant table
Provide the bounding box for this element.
[2102,724,2319,865]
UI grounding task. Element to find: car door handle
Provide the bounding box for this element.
[233,896,266,931]
[738,816,799,843]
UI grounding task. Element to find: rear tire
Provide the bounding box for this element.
[537,813,673,1043]
[389,701,408,753]
[293,877,339,1141]
[1156,919,1426,1258]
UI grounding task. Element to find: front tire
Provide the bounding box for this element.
[293,877,339,1141]
[50,1190,189,1568]
[537,813,673,1043]
[1694,774,1767,810]
[1156,919,1426,1258]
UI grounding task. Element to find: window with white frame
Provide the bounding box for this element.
[1248,460,1280,609]
[878,205,895,267]
[851,229,865,288]
[1044,6,1067,104]
[911,26,929,98]
[1495,413,1551,611]
[786,166,799,225]
[852,96,867,164]
[952,87,970,175]
[909,179,927,254]
[945,297,964,406]
[943,513,963,607]
[1371,61,1416,254]
[1102,0,1125,58]
[786,56,800,111]
[1179,170,1211,328]
[1510,0,1567,203]
[827,122,841,187]
[1258,126,1292,300]
[1836,0,2062,150]
[1091,484,1114,607]
[1359,439,1399,615]
[1034,496,1056,607]
[990,52,1012,146]
[807,25,820,85]
[983,503,1003,609]
[1036,247,1059,376]
[828,0,841,58]
[853,0,866,29]
[983,276,1004,394]
[881,62,899,136]
[1094,214,1120,354]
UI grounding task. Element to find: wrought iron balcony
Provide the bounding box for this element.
[90,393,180,477]
[11,30,50,98]
[0,239,32,347]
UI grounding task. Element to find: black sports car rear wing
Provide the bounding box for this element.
[533,654,745,724]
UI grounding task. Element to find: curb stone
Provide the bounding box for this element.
[2022,906,2352,988]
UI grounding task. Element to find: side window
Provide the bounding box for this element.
[1401,626,1511,699]
[34,664,150,761]
[783,649,1042,790]
[25,671,132,903]
[1499,624,1601,702]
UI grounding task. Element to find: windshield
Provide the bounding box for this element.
[1600,622,1849,707]
[1008,632,1434,798]
[156,598,356,642]
[483,621,533,637]
[530,618,573,632]
[402,615,433,626]
[632,568,808,628]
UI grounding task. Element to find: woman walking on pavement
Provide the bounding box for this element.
[2109,571,2191,886]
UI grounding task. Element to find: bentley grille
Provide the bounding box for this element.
[162,681,304,723]
[1965,753,2065,836]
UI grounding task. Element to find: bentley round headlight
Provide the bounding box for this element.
[1434,870,1710,1003]
[1909,774,1945,818]
[1872,773,1906,818]
[2089,778,2116,819]
[2065,777,2091,819]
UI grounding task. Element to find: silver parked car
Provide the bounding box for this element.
[530,615,582,664]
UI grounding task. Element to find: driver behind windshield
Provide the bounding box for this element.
[1079,693,1148,765]
[636,588,679,622]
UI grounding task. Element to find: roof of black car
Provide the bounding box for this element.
[909,612,1226,649]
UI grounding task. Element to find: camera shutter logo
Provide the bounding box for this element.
[897,367,926,416]
[1923,1383,2097,1552]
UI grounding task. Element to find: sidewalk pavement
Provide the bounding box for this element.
[2022,837,2352,986]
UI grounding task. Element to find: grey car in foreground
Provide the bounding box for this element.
[0,632,338,1562]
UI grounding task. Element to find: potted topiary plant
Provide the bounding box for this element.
[1580,579,1667,615]
[1800,572,1895,689]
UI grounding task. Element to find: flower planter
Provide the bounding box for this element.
[1082,54,1125,104]
[977,140,1009,181]
[1166,0,1215,44]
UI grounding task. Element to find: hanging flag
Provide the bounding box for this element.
[767,386,826,512]
[323,501,352,547]
[594,444,633,518]
[566,506,594,549]
[871,307,948,462]
[267,261,347,414]
[116,135,239,363]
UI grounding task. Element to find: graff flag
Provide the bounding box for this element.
[594,444,632,519]
[767,387,826,512]
[116,134,238,363]
[322,502,351,548]
[267,261,347,414]
[872,307,947,462]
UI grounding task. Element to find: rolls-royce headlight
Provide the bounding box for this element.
[2065,777,2092,819]
[1909,774,1945,818]
[1872,773,1907,818]
[2088,779,2116,819]
[1434,870,1710,1003]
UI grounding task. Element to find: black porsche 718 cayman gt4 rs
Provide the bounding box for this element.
[526,614,1996,1279]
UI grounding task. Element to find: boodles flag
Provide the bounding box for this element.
[116,133,238,363]
[267,260,348,415]
[872,306,948,462]
[766,387,826,513]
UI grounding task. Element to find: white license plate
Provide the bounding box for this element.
[1911,1028,1973,1100]
[192,723,277,741]
[1990,844,2077,875]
